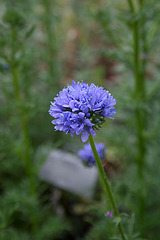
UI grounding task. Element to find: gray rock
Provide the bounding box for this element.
[40,150,98,198]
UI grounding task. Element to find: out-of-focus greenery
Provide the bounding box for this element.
[0,0,160,239]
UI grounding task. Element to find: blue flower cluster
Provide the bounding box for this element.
[49,80,116,142]
[78,143,107,166]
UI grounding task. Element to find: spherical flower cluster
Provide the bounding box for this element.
[49,80,116,142]
[78,143,107,166]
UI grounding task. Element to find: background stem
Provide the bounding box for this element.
[11,26,38,236]
[127,0,146,226]
[42,0,60,91]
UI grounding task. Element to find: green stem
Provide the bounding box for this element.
[127,0,146,225]
[139,0,147,93]
[11,26,38,235]
[138,0,144,6]
[98,174,112,211]
[127,0,135,12]
[89,135,126,240]
[133,8,146,226]
[42,0,59,90]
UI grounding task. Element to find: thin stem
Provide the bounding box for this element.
[132,7,146,225]
[127,0,146,225]
[127,0,135,12]
[42,0,59,90]
[136,1,147,226]
[133,22,140,93]
[89,135,126,240]
[138,0,144,6]
[11,26,38,235]
[139,0,147,95]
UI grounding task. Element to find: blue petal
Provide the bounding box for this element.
[78,112,85,119]
[90,128,96,136]
[76,125,83,135]
[81,130,89,142]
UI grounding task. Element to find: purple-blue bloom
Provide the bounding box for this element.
[49,80,116,142]
[106,211,113,218]
[78,143,107,166]
[3,64,10,70]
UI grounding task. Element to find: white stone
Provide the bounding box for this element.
[40,150,98,198]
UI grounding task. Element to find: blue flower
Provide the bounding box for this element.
[78,142,107,166]
[49,80,116,142]
[105,211,113,218]
[3,64,10,70]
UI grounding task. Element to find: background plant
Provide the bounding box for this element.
[0,0,160,239]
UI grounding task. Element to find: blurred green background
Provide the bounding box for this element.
[0,0,160,239]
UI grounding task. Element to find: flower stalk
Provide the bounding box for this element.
[89,134,126,240]
[49,80,120,236]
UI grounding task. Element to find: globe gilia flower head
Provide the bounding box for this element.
[78,143,107,166]
[49,80,116,142]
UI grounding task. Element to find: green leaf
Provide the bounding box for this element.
[113,217,121,227]
[24,26,35,39]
